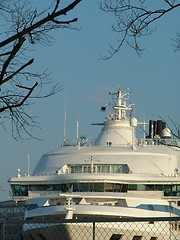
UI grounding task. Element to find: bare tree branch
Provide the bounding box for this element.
[0,0,82,139]
[0,37,26,83]
[99,0,180,58]
[1,58,34,85]
[0,82,38,113]
[0,0,81,48]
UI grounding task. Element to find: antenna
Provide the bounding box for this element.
[63,90,67,146]
[27,154,30,176]
[85,156,100,173]
[143,120,146,141]
[76,116,79,146]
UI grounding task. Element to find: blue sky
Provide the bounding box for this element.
[0,1,180,201]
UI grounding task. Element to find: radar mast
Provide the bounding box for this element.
[109,87,134,121]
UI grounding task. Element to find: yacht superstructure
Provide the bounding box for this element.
[8,86,180,239]
[9,87,180,202]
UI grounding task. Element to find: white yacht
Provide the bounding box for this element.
[22,192,180,240]
[8,86,180,239]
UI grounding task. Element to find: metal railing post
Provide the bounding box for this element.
[93,222,95,240]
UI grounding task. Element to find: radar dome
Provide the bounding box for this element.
[162,128,171,138]
[130,118,138,127]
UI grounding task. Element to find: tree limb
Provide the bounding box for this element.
[0,82,38,113]
[100,0,180,58]
[0,0,81,48]
[1,58,34,85]
[0,37,26,83]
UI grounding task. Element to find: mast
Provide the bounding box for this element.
[76,117,79,147]
[63,91,67,146]
[110,87,133,120]
[94,86,137,146]
[27,154,30,176]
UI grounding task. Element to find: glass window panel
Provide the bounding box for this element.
[83,166,91,173]
[132,236,142,240]
[61,184,68,192]
[146,185,154,191]
[137,184,145,191]
[128,184,137,191]
[89,182,94,192]
[11,185,16,196]
[13,185,28,196]
[122,164,130,173]
[44,185,49,190]
[97,166,110,173]
[111,166,120,173]
[164,185,172,192]
[111,165,124,173]
[13,185,20,196]
[52,185,61,191]
[94,183,104,192]
[79,183,89,192]
[154,185,163,191]
[70,164,130,174]
[114,183,121,192]
[121,184,128,192]
[172,185,177,192]
[105,183,114,192]
[29,185,36,191]
[71,166,82,173]
[72,183,79,192]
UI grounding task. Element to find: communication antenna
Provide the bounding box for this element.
[27,154,30,176]
[85,156,100,173]
[76,116,79,146]
[63,90,67,146]
[137,118,148,143]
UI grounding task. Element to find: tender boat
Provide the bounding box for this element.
[8,86,180,239]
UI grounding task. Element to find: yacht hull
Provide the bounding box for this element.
[22,221,178,240]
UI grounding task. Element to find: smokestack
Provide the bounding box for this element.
[149,120,156,138]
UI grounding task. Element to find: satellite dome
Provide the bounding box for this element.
[130,118,138,127]
[162,128,171,138]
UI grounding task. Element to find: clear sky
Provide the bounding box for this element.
[0,1,180,201]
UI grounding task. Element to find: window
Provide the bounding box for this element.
[154,185,163,191]
[111,165,122,173]
[150,237,157,240]
[25,204,38,211]
[70,164,129,174]
[94,183,104,192]
[79,183,89,192]
[71,166,82,173]
[121,184,128,192]
[114,183,121,192]
[177,185,180,192]
[105,183,114,192]
[146,185,154,191]
[132,236,142,240]
[83,166,92,173]
[97,165,110,173]
[52,184,61,191]
[128,184,137,191]
[137,184,145,191]
[111,164,129,173]
[147,205,154,211]
[12,185,28,196]
[110,234,122,240]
